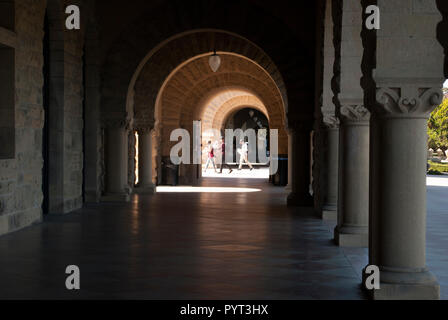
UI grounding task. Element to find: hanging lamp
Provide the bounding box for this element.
[209,49,221,73]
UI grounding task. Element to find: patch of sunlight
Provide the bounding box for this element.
[156,186,262,193]
[427,175,448,187]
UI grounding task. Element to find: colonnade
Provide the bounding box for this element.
[302,0,444,299]
[99,0,446,300]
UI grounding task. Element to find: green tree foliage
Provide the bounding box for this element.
[428,97,448,150]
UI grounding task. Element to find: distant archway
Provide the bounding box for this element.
[146,53,287,184]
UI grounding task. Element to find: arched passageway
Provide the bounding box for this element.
[4,0,448,301]
[113,31,304,193]
[131,51,288,187]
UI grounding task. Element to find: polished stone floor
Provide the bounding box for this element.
[0,174,446,300]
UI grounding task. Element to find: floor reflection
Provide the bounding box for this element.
[0,176,367,299]
[156,186,262,193]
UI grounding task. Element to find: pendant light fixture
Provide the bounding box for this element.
[209,49,221,73]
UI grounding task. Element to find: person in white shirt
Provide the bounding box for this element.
[238,139,254,171]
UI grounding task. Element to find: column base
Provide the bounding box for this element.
[101,193,130,202]
[370,282,440,300]
[133,185,156,194]
[284,184,292,193]
[321,204,337,220]
[287,192,313,207]
[334,225,368,247]
[363,268,440,300]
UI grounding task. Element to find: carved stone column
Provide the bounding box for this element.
[134,126,155,194]
[102,118,130,202]
[287,120,314,210]
[321,115,339,220]
[368,85,443,299]
[359,0,445,299]
[334,103,370,247]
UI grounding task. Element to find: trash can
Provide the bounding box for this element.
[161,157,179,186]
[270,155,288,186]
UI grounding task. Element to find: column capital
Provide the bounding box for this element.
[103,113,132,130]
[134,117,155,134]
[103,118,131,130]
[375,84,443,119]
[322,114,340,129]
[134,125,154,134]
[339,104,370,124]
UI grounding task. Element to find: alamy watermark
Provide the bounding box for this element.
[65,265,80,290]
[365,5,380,30]
[364,265,380,290]
[170,121,279,175]
[65,5,80,30]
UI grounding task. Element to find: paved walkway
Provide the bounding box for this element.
[426,175,448,299]
[0,174,446,299]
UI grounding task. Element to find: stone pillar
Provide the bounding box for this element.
[321,116,339,220]
[102,120,130,202]
[367,86,443,299]
[287,122,313,210]
[135,128,155,194]
[359,0,445,300]
[318,0,338,220]
[331,0,368,246]
[285,129,293,193]
[334,104,369,247]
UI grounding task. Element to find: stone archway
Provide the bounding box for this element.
[139,53,288,185]
[100,0,317,125]
[100,1,317,199]
[209,95,268,133]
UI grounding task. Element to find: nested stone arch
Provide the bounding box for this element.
[200,93,269,155]
[220,104,269,131]
[200,90,264,130]
[101,0,317,126]
[185,75,284,132]
[133,47,287,132]
[155,58,288,157]
[153,54,285,123]
[158,74,285,156]
[131,31,288,121]
[209,95,268,132]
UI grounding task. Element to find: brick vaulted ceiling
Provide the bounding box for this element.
[139,54,289,155]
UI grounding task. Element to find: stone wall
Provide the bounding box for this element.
[0,0,88,236]
[0,0,46,236]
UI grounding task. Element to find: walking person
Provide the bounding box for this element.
[238,139,254,171]
[203,141,218,173]
[219,137,233,174]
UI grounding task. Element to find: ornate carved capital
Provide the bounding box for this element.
[339,105,370,123]
[135,126,154,134]
[134,117,155,133]
[322,114,340,129]
[376,86,443,118]
[103,117,131,130]
[102,112,132,130]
